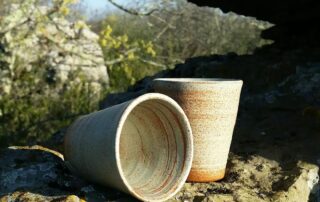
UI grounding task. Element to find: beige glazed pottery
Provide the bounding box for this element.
[153,78,243,182]
[64,93,193,202]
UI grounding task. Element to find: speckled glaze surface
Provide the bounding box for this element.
[153,78,243,182]
[64,93,193,201]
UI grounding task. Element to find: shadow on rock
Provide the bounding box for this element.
[0,146,137,202]
[100,46,320,201]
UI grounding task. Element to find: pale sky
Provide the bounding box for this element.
[81,0,128,11]
[80,0,129,19]
[82,0,108,11]
[81,0,162,12]
[80,0,165,19]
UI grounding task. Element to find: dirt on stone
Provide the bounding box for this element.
[0,146,318,202]
[171,155,318,202]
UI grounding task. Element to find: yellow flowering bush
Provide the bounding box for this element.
[99,24,159,92]
[52,0,79,16]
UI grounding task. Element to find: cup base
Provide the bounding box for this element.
[187,169,225,182]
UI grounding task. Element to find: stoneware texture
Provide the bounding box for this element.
[153,78,243,182]
[64,93,193,201]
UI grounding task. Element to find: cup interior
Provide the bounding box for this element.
[118,97,192,201]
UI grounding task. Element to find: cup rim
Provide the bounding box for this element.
[153,78,243,84]
[114,93,193,201]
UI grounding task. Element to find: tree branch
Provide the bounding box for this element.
[139,58,167,69]
[107,0,158,16]
[105,48,139,66]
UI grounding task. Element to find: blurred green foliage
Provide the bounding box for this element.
[91,3,271,91]
[98,23,160,92]
[0,64,100,146]
[0,0,271,147]
[0,0,103,146]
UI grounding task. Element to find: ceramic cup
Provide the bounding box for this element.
[64,93,193,201]
[153,78,243,182]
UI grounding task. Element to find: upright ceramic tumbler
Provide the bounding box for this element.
[153,78,243,182]
[64,93,193,201]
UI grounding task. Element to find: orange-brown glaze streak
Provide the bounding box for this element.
[187,169,225,182]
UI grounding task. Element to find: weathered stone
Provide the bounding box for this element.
[170,156,319,202]
[99,46,320,201]
[188,0,320,48]
[0,146,318,202]
[272,162,319,202]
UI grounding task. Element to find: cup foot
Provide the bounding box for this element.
[187,169,225,182]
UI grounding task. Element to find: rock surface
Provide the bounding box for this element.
[1,46,320,201]
[187,0,320,48]
[154,3,273,57]
[0,146,318,202]
[101,46,320,201]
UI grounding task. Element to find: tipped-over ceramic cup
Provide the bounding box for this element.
[153,78,243,182]
[64,93,193,201]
